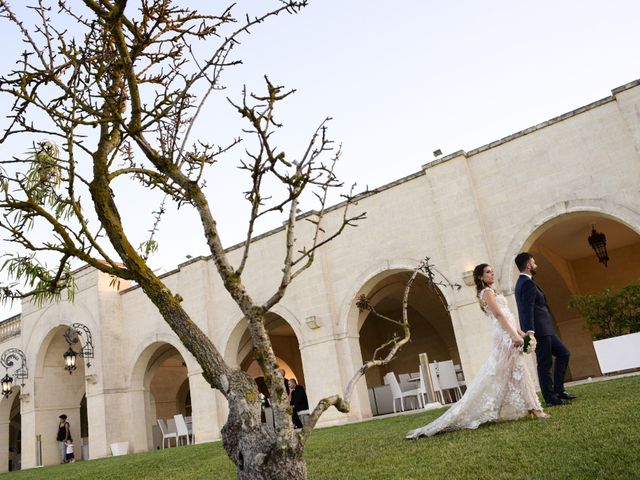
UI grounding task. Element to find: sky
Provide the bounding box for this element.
[1,0,640,318]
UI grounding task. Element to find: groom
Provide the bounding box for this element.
[514,252,575,406]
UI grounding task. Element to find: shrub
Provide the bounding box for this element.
[568,284,640,340]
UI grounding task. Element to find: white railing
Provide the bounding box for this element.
[0,315,21,343]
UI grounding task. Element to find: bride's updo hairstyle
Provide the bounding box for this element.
[473,263,490,311]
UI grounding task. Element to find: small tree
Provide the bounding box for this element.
[0,2,455,478]
[569,284,640,340]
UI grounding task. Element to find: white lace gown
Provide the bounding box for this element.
[406,288,542,439]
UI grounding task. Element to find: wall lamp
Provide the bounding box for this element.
[1,348,28,398]
[63,323,94,374]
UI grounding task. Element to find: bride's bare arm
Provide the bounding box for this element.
[483,290,524,347]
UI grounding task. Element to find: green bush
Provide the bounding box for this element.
[569,284,640,340]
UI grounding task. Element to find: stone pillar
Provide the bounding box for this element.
[18,395,35,469]
[336,335,373,421]
[449,301,493,383]
[86,389,109,459]
[299,335,369,425]
[129,386,151,452]
[0,418,9,472]
[189,372,221,443]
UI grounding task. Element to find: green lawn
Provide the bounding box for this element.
[3,375,639,479]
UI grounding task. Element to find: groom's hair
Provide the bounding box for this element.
[514,252,533,272]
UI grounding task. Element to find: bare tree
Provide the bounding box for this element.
[0,2,454,478]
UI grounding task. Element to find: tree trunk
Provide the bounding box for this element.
[219,370,308,479]
[222,420,307,480]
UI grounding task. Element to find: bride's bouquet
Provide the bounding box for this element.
[522,333,537,354]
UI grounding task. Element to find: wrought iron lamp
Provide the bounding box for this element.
[63,323,94,374]
[0,348,28,398]
[63,347,77,373]
[587,224,609,267]
[0,374,12,398]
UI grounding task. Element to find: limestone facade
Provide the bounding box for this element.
[0,79,639,470]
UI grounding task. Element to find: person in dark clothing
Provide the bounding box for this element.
[56,414,71,463]
[514,252,575,407]
[288,379,309,429]
[279,369,289,396]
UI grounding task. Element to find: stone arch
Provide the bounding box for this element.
[128,333,199,388]
[221,314,247,368]
[23,301,98,468]
[221,306,306,400]
[25,301,99,379]
[338,258,456,338]
[27,320,90,466]
[360,272,458,377]
[337,261,461,416]
[0,386,20,423]
[499,199,640,289]
[221,303,304,366]
[500,200,640,380]
[127,334,197,452]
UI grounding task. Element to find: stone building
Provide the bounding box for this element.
[0,79,638,471]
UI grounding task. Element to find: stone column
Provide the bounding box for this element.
[189,371,221,443]
[299,335,370,425]
[0,418,9,472]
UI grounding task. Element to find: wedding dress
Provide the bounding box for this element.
[406,288,542,439]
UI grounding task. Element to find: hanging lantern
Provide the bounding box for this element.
[0,349,28,397]
[1,373,13,398]
[63,348,77,374]
[587,224,609,267]
[62,323,94,374]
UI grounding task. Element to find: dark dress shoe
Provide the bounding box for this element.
[557,392,576,400]
[545,396,564,407]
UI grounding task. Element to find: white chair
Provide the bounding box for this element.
[166,417,178,438]
[185,415,194,443]
[427,365,444,403]
[439,360,464,401]
[174,414,191,446]
[383,372,421,413]
[398,373,414,392]
[428,363,446,403]
[429,360,463,403]
[454,364,467,393]
[404,370,428,407]
[157,419,177,448]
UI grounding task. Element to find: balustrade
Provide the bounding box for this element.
[0,315,21,343]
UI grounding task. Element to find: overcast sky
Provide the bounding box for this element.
[1,0,640,319]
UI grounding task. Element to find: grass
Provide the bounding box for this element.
[3,375,639,479]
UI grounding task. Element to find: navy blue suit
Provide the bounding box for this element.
[515,274,570,405]
[289,385,308,429]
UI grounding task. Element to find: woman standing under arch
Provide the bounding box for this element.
[56,414,71,463]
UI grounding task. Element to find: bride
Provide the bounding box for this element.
[406,263,547,439]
